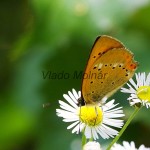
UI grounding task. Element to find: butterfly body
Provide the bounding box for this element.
[81,35,138,105]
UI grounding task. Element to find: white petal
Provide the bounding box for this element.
[72,123,81,134]
[121,87,135,94]
[72,88,80,100]
[78,91,81,97]
[63,118,79,122]
[92,127,99,140]
[79,123,85,132]
[111,141,150,150]
[129,78,138,89]
[68,90,78,104]
[63,94,78,109]
[56,109,77,118]
[101,124,118,137]
[139,73,144,86]
[67,121,79,129]
[102,100,117,111]
[58,100,77,112]
[145,73,150,86]
[126,83,136,93]
[96,126,109,139]
[104,106,123,113]
[83,141,102,150]
[103,118,124,128]
[123,141,136,150]
[84,126,92,139]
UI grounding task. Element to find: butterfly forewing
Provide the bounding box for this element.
[82,36,137,105]
[84,35,125,75]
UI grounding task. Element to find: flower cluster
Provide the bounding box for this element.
[56,72,150,149]
[83,141,150,150]
[121,73,150,108]
[111,141,150,150]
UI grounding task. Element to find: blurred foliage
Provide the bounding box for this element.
[0,0,150,150]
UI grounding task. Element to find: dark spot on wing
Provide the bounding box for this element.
[112,82,114,85]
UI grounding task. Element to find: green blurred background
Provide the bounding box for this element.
[0,0,150,149]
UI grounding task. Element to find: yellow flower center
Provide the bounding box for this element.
[78,105,103,126]
[137,86,150,102]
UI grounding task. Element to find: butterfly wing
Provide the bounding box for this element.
[84,35,125,75]
[82,36,137,105]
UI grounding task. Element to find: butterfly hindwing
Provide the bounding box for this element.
[81,36,137,105]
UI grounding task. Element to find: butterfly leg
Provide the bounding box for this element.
[94,106,98,125]
[78,105,81,134]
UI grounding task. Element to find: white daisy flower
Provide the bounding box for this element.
[83,141,102,150]
[121,72,150,108]
[111,141,150,150]
[56,89,125,140]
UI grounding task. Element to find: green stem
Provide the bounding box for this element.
[82,132,87,149]
[82,130,93,149]
[106,106,141,150]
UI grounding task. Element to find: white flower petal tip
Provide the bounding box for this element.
[121,72,150,108]
[56,89,125,140]
[83,141,102,150]
[101,96,108,104]
[111,141,150,150]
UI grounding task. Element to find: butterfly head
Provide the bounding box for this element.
[78,96,85,106]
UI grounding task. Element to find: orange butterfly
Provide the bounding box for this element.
[79,35,138,106]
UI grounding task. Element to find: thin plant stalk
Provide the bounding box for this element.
[106,106,142,150]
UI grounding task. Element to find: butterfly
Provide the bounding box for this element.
[79,35,138,106]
